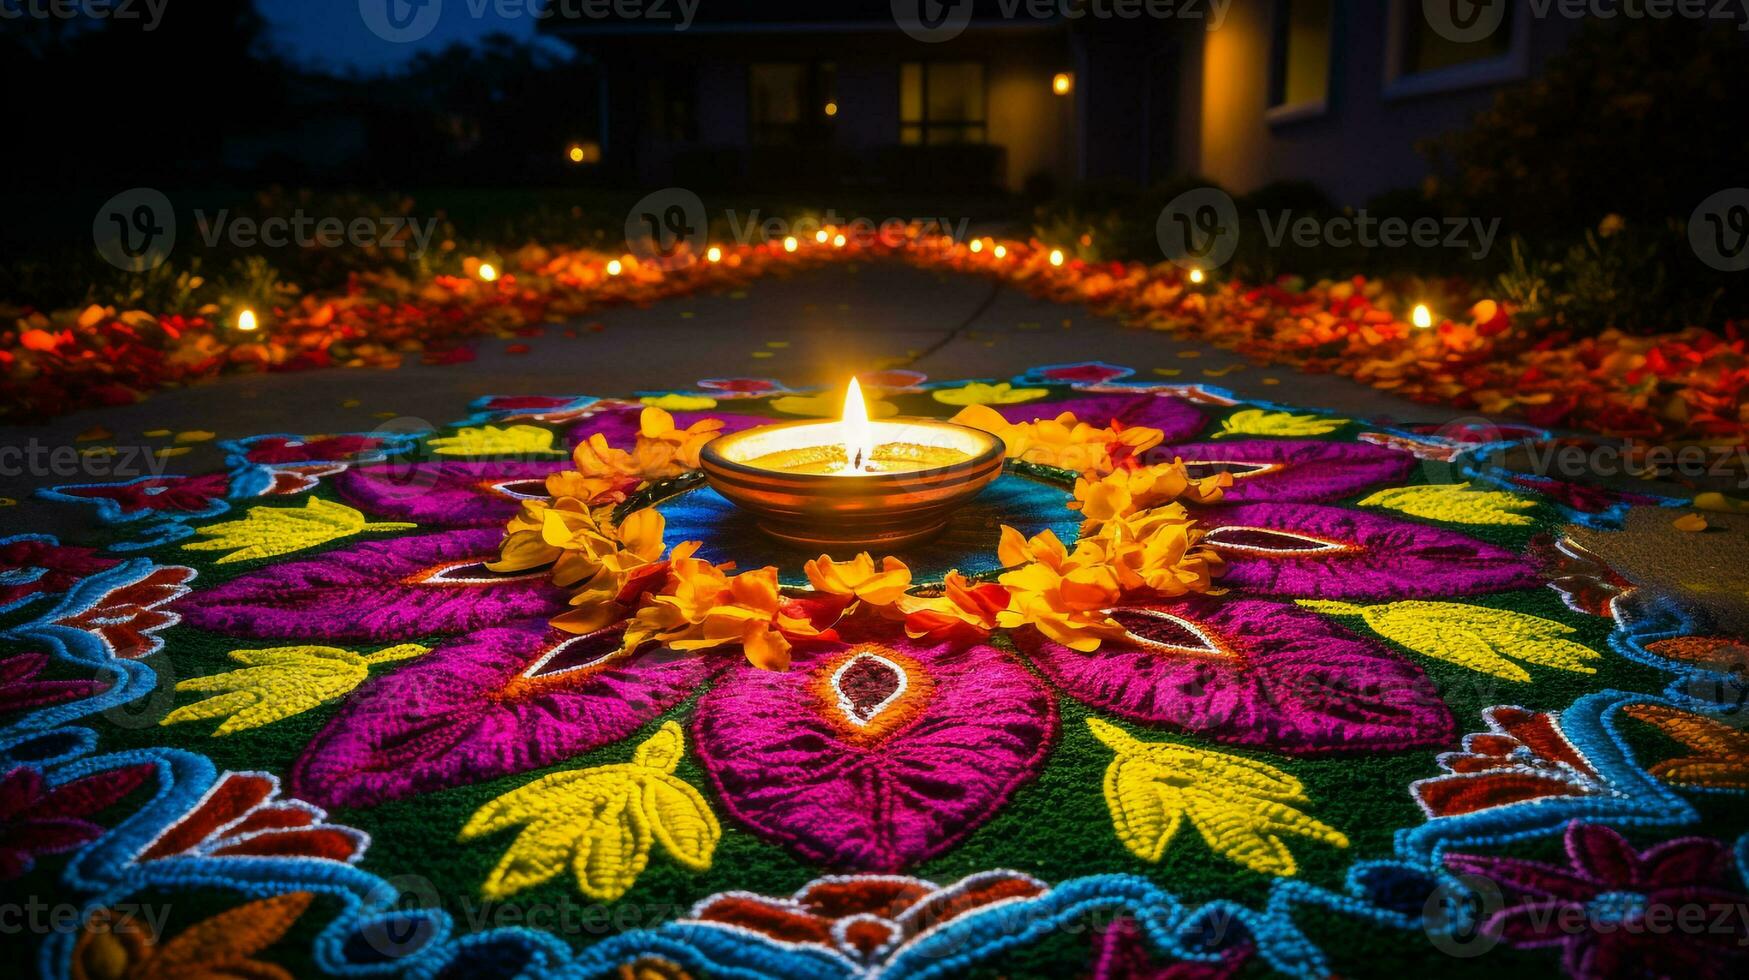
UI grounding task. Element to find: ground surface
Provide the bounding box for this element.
[4,261,1745,633]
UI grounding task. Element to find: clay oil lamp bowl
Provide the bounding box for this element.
[698,378,1005,550]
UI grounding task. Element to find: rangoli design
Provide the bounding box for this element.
[4,368,1745,980]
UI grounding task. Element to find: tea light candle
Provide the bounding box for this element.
[699,378,1005,549]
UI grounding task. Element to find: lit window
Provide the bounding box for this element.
[899,62,986,146]
[1268,0,1332,112]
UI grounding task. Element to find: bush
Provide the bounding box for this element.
[1423,19,1749,236]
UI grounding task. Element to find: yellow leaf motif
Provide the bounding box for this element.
[931,382,1049,407]
[427,424,567,456]
[1357,483,1536,525]
[161,644,427,735]
[460,721,719,901]
[639,394,718,411]
[183,498,414,564]
[1213,409,1349,439]
[1087,718,1347,876]
[1298,600,1601,682]
[1622,703,1749,790]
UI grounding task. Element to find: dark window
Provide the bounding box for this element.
[750,62,836,145]
[900,61,986,145]
[1398,0,1516,75]
[1268,0,1332,109]
[649,65,698,143]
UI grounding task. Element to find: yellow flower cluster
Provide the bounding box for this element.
[1070,462,1231,532]
[804,553,1015,643]
[493,406,1227,667]
[950,404,1164,476]
[994,508,1222,652]
[491,501,671,634]
[552,407,723,505]
[623,548,825,671]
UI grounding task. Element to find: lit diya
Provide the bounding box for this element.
[699,378,1005,549]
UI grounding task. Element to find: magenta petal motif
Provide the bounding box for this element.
[1019,596,1452,753]
[1444,823,1749,980]
[176,529,565,642]
[993,393,1205,445]
[333,460,568,527]
[1164,440,1416,502]
[1202,502,1539,599]
[291,621,718,808]
[692,616,1056,871]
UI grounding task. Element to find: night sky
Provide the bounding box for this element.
[258,0,547,72]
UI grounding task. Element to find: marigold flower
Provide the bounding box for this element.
[493,499,670,609]
[995,558,1127,653]
[804,552,913,606]
[1088,505,1225,596]
[622,552,833,670]
[952,405,1163,477]
[1071,461,1230,530]
[898,571,1009,641]
[997,526,1072,571]
[553,435,642,504]
[632,406,724,478]
[992,508,1221,652]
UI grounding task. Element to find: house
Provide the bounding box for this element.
[542,1,1582,203]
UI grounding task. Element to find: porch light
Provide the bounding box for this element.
[1052,73,1073,96]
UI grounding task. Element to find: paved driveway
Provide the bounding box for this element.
[4,262,1744,631]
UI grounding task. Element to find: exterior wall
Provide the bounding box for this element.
[555,26,1074,193]
[1193,0,1582,204]
[985,35,1075,191]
